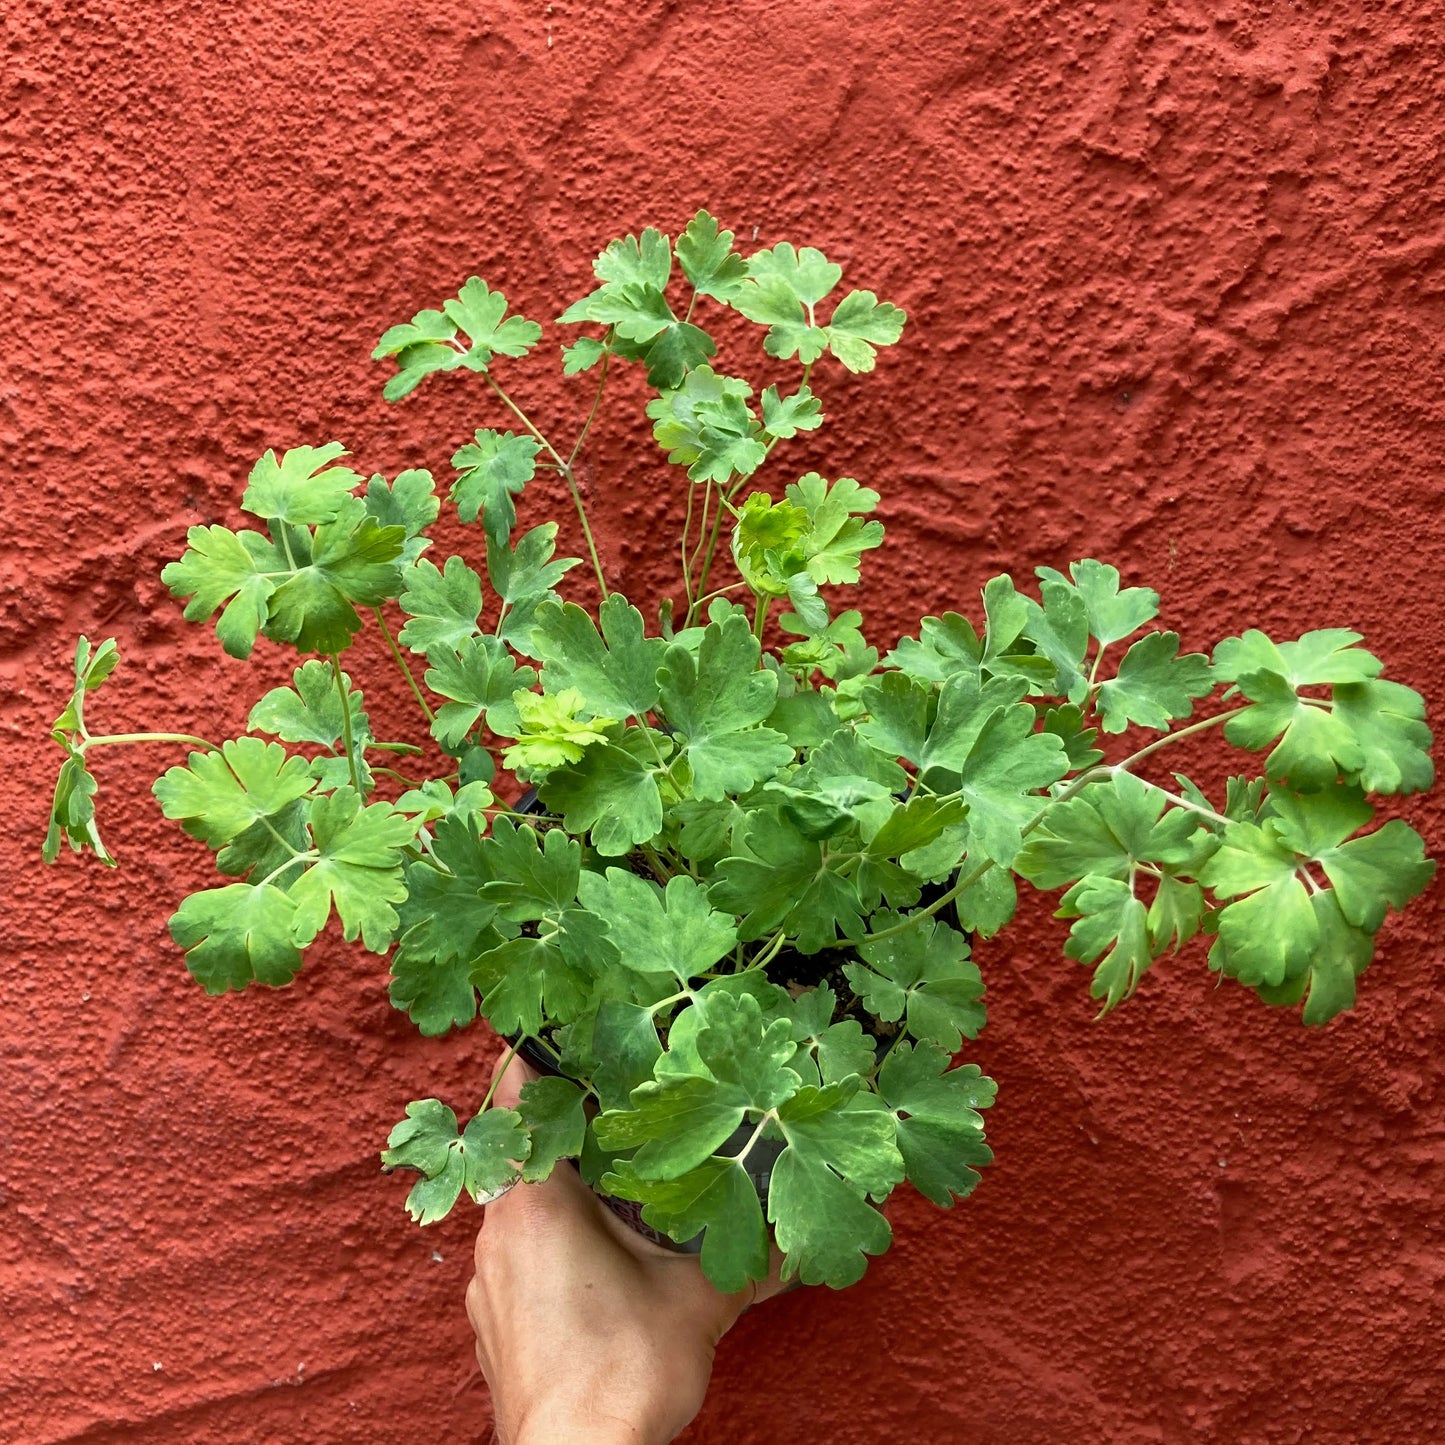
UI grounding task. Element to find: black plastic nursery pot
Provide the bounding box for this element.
[502,790,963,1258]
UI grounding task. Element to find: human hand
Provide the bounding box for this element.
[466,1052,789,1444]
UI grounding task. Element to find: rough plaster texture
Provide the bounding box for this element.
[3,0,1443,1441]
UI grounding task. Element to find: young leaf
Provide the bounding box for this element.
[44,751,112,864]
[562,337,607,374]
[498,689,616,771]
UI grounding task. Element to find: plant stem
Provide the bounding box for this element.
[680,480,697,609]
[478,1037,522,1113]
[330,653,362,794]
[258,851,317,889]
[1116,707,1246,771]
[752,593,771,643]
[566,350,612,469]
[687,488,730,625]
[374,607,435,724]
[84,731,221,751]
[486,374,609,599]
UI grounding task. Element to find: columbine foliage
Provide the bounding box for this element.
[45,213,1435,1292]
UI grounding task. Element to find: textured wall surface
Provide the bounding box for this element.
[4,0,1443,1441]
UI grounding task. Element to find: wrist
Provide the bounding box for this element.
[511,1407,653,1445]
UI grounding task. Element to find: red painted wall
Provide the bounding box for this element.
[4,1,1443,1440]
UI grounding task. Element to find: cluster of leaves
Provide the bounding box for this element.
[44,214,1435,1294]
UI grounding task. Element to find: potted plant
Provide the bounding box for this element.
[44,211,1435,1294]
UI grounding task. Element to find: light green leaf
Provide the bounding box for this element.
[1056,875,1154,1012]
[1096,632,1213,734]
[425,636,537,751]
[363,469,438,565]
[289,788,417,951]
[657,613,792,799]
[168,882,303,993]
[538,735,664,855]
[382,1100,530,1222]
[241,443,362,527]
[877,1041,995,1206]
[518,1077,588,1182]
[768,1148,891,1288]
[605,1156,769,1293]
[848,913,986,1050]
[532,595,667,719]
[398,556,484,655]
[154,738,317,851]
[577,870,736,984]
[823,289,906,372]
[161,525,282,659]
[451,430,541,540]
[676,210,748,302]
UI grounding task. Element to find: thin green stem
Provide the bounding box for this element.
[566,350,611,469]
[83,732,220,751]
[258,851,317,889]
[1115,707,1246,772]
[374,608,435,724]
[647,988,697,1017]
[373,766,426,787]
[487,375,608,599]
[478,1037,522,1113]
[330,653,362,794]
[752,593,771,644]
[258,815,307,856]
[746,929,788,973]
[369,741,424,756]
[687,488,730,625]
[681,480,698,609]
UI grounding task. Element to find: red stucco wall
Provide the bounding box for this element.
[5,2,1444,1441]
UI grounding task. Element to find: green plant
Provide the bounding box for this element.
[44,212,1436,1293]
